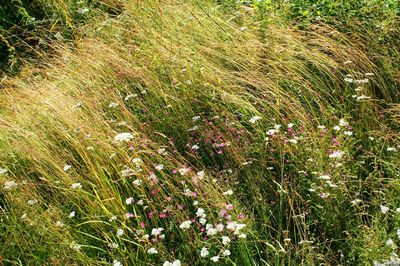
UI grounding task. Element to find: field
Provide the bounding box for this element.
[1,0,400,265]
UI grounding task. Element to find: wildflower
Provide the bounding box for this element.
[396,208,400,213]
[108,242,119,249]
[27,199,38,206]
[381,205,390,214]
[333,126,341,131]
[387,147,398,152]
[63,165,72,172]
[199,218,207,225]
[200,247,209,257]
[344,131,353,136]
[386,239,394,247]
[223,190,233,196]
[187,126,199,131]
[163,260,181,266]
[117,229,124,237]
[329,151,344,159]
[0,167,8,175]
[155,164,164,171]
[238,233,247,238]
[318,175,331,180]
[3,180,17,190]
[77,7,89,14]
[191,144,200,150]
[240,26,248,31]
[223,249,231,256]
[109,215,117,222]
[147,247,158,254]
[71,183,82,189]
[351,199,362,205]
[158,148,167,155]
[113,260,122,266]
[70,243,82,251]
[197,170,205,179]
[344,77,353,83]
[114,132,134,142]
[132,179,142,186]
[317,125,326,129]
[216,224,224,232]
[125,94,138,101]
[222,236,231,245]
[288,123,294,128]
[267,129,279,136]
[357,95,371,101]
[211,256,220,262]
[126,197,135,205]
[339,119,349,127]
[151,227,164,236]
[194,207,204,216]
[137,199,144,205]
[207,226,218,236]
[69,211,76,218]
[56,221,65,227]
[179,168,189,175]
[192,116,201,122]
[249,115,262,124]
[226,221,246,235]
[397,229,400,239]
[180,220,192,230]
[109,102,119,108]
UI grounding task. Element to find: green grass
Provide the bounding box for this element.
[1,0,400,265]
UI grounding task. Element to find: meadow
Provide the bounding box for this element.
[1,0,400,265]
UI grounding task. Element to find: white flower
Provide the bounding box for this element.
[179,168,189,175]
[211,256,220,262]
[397,229,400,239]
[56,221,65,227]
[70,243,82,251]
[238,233,247,238]
[222,236,231,245]
[344,77,353,83]
[191,144,200,150]
[63,164,72,172]
[132,179,142,186]
[333,125,341,131]
[0,167,8,175]
[27,199,37,206]
[288,123,294,128]
[223,190,233,196]
[193,200,199,206]
[180,220,192,230]
[318,175,331,180]
[386,239,394,247]
[197,170,205,179]
[155,164,164,171]
[226,221,246,235]
[199,218,207,225]
[381,205,390,214]
[351,199,362,205]
[4,180,17,190]
[387,147,398,152]
[137,199,144,205]
[125,94,138,101]
[172,260,181,266]
[240,26,248,31]
[192,116,201,122]
[344,131,353,136]
[200,247,209,257]
[114,132,134,142]
[126,197,135,205]
[249,116,262,124]
[69,211,76,218]
[339,119,349,127]
[71,183,82,189]
[317,125,326,129]
[117,229,124,237]
[109,215,117,222]
[77,7,89,14]
[147,247,158,254]
[329,151,344,159]
[396,208,400,213]
[267,129,278,136]
[196,208,206,218]
[108,242,119,249]
[163,262,172,266]
[113,260,123,266]
[109,102,119,108]
[216,224,224,232]
[151,227,164,236]
[357,95,371,101]
[223,249,231,256]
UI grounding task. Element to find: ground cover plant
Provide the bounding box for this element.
[1,0,400,265]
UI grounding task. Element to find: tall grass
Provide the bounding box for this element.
[1,0,400,265]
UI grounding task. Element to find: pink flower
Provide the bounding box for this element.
[159,213,167,219]
[172,169,178,174]
[140,222,145,228]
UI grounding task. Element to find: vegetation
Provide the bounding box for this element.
[1,0,400,265]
